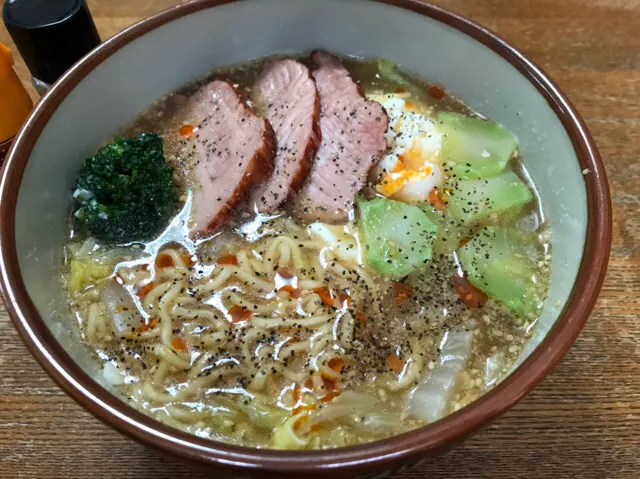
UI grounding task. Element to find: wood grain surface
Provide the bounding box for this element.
[1,1,638,478]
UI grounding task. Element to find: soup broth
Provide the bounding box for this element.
[63,54,550,449]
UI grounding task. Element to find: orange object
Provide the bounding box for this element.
[427,84,446,100]
[171,337,187,352]
[279,285,302,299]
[182,255,196,268]
[458,237,472,248]
[293,413,317,432]
[0,43,33,145]
[453,275,489,309]
[393,281,414,305]
[313,286,334,306]
[292,383,301,404]
[276,268,295,279]
[229,305,252,323]
[428,187,447,209]
[217,253,238,265]
[386,354,405,373]
[320,391,339,403]
[337,291,351,307]
[133,317,158,335]
[135,281,156,298]
[178,124,195,137]
[321,376,337,391]
[327,357,345,373]
[155,253,174,269]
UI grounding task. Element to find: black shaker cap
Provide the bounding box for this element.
[2,0,100,84]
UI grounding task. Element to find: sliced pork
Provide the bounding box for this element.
[294,51,389,223]
[249,59,321,213]
[188,80,275,236]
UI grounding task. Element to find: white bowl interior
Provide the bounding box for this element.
[14,0,586,388]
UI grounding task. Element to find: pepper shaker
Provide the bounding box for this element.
[2,0,101,96]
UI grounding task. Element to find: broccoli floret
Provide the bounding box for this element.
[73,133,177,244]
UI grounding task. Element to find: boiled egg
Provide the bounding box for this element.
[368,93,443,204]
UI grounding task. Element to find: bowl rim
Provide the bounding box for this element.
[0,0,611,474]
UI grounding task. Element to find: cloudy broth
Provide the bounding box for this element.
[63,55,550,449]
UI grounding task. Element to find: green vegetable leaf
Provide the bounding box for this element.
[358,196,438,278]
[457,226,544,317]
[439,112,518,180]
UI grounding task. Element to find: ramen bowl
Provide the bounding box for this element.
[0,0,611,477]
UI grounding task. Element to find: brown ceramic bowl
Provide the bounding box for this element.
[0,0,611,477]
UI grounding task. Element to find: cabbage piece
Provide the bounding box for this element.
[216,396,288,430]
[302,391,380,432]
[448,171,533,224]
[67,258,114,293]
[485,351,506,389]
[358,196,438,278]
[238,401,287,430]
[408,328,474,423]
[457,226,544,317]
[375,59,424,97]
[272,413,309,450]
[439,112,518,180]
[103,279,141,334]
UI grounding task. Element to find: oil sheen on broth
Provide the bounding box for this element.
[63,54,550,450]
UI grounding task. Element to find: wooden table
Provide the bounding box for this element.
[1,1,638,477]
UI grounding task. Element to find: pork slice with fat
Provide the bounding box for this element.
[188,80,275,236]
[294,52,389,223]
[249,59,321,213]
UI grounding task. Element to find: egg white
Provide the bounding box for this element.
[368,93,444,204]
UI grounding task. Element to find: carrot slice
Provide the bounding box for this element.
[217,253,238,266]
[293,414,307,431]
[427,85,446,100]
[386,354,405,374]
[320,391,340,403]
[178,124,195,137]
[182,255,196,268]
[292,383,301,404]
[134,317,158,334]
[229,305,252,323]
[171,337,187,352]
[277,268,295,279]
[313,287,334,306]
[337,291,351,307]
[327,357,344,373]
[458,237,472,248]
[321,376,337,391]
[429,187,447,210]
[155,253,174,269]
[293,414,310,432]
[355,312,367,327]
[393,282,414,305]
[292,403,317,416]
[135,281,156,298]
[453,275,488,309]
[291,384,317,416]
[279,285,302,299]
